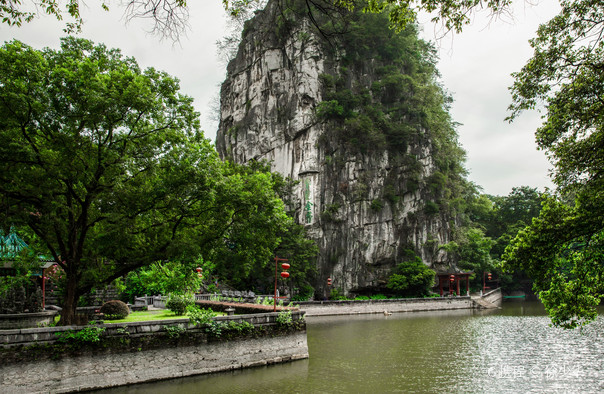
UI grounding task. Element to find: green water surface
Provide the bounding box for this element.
[96,302,603,393]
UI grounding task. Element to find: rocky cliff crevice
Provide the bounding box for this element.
[217,1,464,297]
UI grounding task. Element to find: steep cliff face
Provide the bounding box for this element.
[216,1,465,296]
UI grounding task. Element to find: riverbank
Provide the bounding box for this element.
[0,311,308,393]
[125,301,601,394]
[299,289,502,316]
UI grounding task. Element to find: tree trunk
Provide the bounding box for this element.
[59,273,79,325]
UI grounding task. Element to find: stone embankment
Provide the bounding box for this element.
[299,296,475,316]
[0,311,308,393]
[299,289,503,316]
[472,288,503,309]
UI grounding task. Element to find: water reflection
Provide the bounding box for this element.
[96,302,603,393]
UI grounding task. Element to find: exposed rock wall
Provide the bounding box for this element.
[217,2,457,297]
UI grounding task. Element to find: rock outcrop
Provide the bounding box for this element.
[217,1,464,297]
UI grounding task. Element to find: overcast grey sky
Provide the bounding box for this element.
[0,1,559,196]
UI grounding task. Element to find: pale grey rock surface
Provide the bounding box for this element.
[217,4,454,297]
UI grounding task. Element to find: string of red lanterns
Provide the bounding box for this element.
[274,256,290,312]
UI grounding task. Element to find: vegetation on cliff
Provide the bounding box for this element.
[312,8,468,220]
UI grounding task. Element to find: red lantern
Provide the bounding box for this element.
[487,273,492,281]
[327,277,332,286]
[196,267,203,278]
[281,263,290,270]
[281,272,290,278]
[450,274,455,282]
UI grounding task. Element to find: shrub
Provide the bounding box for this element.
[0,277,43,314]
[167,294,193,315]
[386,257,435,297]
[329,288,348,300]
[276,310,293,326]
[424,201,440,215]
[99,300,130,320]
[186,305,214,326]
[55,326,105,343]
[164,325,186,338]
[316,100,344,119]
[370,199,384,211]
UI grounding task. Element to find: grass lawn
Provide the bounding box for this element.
[103,308,225,324]
[104,309,189,324]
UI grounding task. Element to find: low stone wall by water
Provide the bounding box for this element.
[0,310,58,329]
[482,288,503,307]
[0,311,308,393]
[299,296,474,316]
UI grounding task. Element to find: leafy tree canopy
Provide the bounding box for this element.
[386,253,435,297]
[504,0,604,328]
[503,197,604,328]
[0,0,513,39]
[0,37,293,324]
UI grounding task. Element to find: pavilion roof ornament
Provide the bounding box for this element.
[0,227,29,259]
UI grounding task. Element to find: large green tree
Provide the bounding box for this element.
[0,37,291,324]
[503,0,604,328]
[487,186,542,258]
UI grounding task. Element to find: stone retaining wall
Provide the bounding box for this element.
[0,310,58,330]
[299,296,474,316]
[482,288,503,307]
[195,300,296,315]
[0,311,308,393]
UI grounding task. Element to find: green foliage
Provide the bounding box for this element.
[370,199,384,212]
[0,232,46,313]
[0,267,44,315]
[503,196,604,329]
[305,7,467,228]
[166,294,194,316]
[55,326,106,343]
[424,201,440,215]
[291,283,315,301]
[321,203,341,223]
[185,305,236,337]
[205,161,293,291]
[0,38,296,324]
[99,300,130,320]
[444,185,543,292]
[223,320,255,336]
[121,257,208,302]
[316,100,345,119]
[504,0,604,328]
[0,281,43,314]
[386,256,435,297]
[329,288,347,300]
[276,310,293,326]
[1,1,514,43]
[313,8,463,165]
[452,229,494,273]
[443,228,494,290]
[164,324,187,338]
[485,187,543,258]
[186,305,215,326]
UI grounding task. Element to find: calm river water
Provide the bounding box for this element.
[99,302,603,393]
